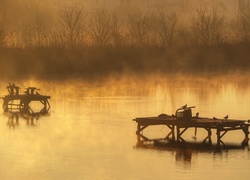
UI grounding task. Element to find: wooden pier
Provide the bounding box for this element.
[133,105,250,147]
[2,83,50,114]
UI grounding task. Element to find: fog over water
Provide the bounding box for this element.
[1,1,250,180]
[0,78,250,179]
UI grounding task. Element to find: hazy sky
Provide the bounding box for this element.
[0,0,243,15]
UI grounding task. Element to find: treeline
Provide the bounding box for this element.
[1,43,250,81]
[1,4,250,48]
[1,4,250,81]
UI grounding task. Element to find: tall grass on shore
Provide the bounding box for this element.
[1,43,250,81]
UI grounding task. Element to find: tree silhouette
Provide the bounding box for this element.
[155,11,178,47]
[22,16,47,47]
[0,12,7,48]
[190,6,225,45]
[58,4,87,49]
[89,10,112,47]
[234,5,250,43]
[127,11,152,47]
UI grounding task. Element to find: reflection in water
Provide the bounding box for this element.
[6,112,19,129]
[175,147,192,164]
[5,111,49,129]
[134,142,195,165]
[135,140,248,165]
[0,76,250,179]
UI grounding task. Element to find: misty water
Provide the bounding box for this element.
[0,76,250,180]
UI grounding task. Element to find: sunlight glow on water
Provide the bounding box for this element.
[0,76,250,179]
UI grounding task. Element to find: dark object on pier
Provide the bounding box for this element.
[2,83,50,114]
[175,105,195,121]
[134,104,250,148]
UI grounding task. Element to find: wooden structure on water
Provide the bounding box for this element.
[2,83,50,114]
[134,105,250,147]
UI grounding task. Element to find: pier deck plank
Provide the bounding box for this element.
[134,116,247,128]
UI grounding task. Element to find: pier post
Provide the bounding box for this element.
[165,125,175,140]
[176,126,180,142]
[242,125,249,146]
[172,125,175,140]
[216,128,221,147]
[208,128,212,144]
[202,128,212,144]
[136,123,142,145]
[136,123,141,135]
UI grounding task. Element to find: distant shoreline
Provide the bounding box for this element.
[1,43,250,81]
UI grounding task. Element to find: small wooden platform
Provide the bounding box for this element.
[2,83,50,114]
[134,114,250,147]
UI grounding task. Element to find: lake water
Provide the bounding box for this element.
[0,76,250,180]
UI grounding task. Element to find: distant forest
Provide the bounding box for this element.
[1,3,250,81]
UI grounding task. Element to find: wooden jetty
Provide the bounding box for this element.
[2,83,50,114]
[133,105,250,147]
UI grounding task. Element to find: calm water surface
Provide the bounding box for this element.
[0,77,250,180]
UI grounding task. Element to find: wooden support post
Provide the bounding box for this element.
[194,127,197,137]
[136,124,148,135]
[177,126,180,142]
[176,126,186,142]
[136,123,141,135]
[172,125,175,140]
[208,128,212,144]
[2,100,8,112]
[165,125,175,140]
[202,128,212,144]
[44,100,47,112]
[136,123,152,144]
[216,127,227,147]
[241,125,249,146]
[216,128,221,147]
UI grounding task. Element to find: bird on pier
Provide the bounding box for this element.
[181,104,187,109]
[224,115,228,120]
[196,112,199,118]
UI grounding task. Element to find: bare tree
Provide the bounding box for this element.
[49,30,62,48]
[233,5,250,43]
[110,11,123,47]
[5,30,22,48]
[127,11,152,47]
[0,12,7,48]
[89,9,116,47]
[155,11,178,47]
[190,6,225,45]
[58,4,87,49]
[22,16,48,47]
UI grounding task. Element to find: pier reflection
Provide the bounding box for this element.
[135,140,249,165]
[5,111,49,129]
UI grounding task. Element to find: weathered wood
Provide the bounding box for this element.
[133,115,250,147]
[2,84,50,114]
